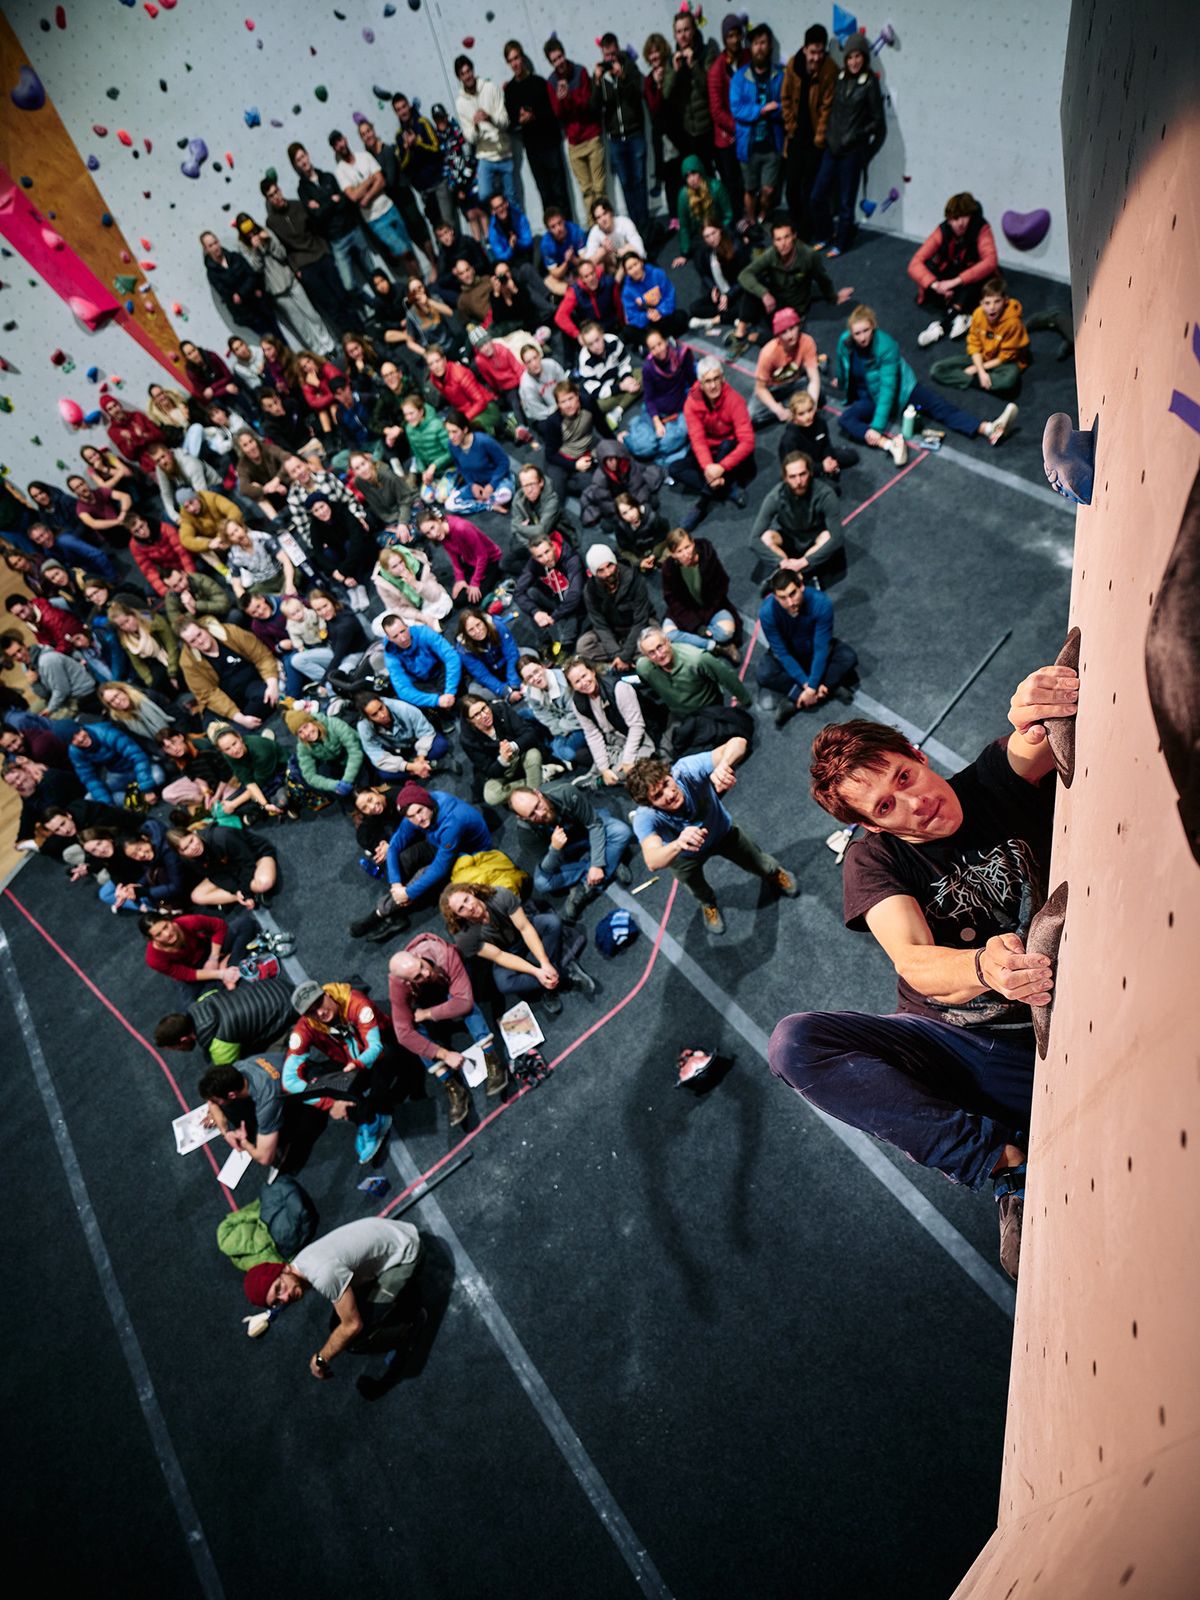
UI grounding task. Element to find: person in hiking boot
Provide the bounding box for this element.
[388,935,503,1127]
[768,660,1080,1280]
[508,783,633,921]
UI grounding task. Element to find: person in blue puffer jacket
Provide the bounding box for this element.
[68,720,158,807]
[453,610,522,701]
[348,780,496,939]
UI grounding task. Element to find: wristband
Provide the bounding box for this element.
[973,947,991,991]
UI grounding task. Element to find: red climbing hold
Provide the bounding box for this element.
[139,260,156,271]
[92,124,108,137]
[55,6,66,27]
[143,137,153,153]
[245,17,255,29]
[139,237,152,249]
[225,152,234,168]
[116,129,132,146]
[462,35,474,47]
[144,2,159,16]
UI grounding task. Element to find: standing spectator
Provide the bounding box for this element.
[626,736,797,934]
[781,25,837,232]
[753,452,845,580]
[756,567,858,726]
[234,215,334,356]
[393,92,454,230]
[289,142,376,298]
[625,328,697,466]
[908,193,1001,346]
[359,118,435,271]
[809,34,886,258]
[430,103,488,243]
[510,783,632,920]
[261,176,356,340]
[642,33,687,210]
[201,231,279,340]
[545,37,607,216]
[591,34,648,236]
[330,129,416,271]
[663,8,717,169]
[454,55,515,205]
[707,14,749,211]
[751,307,821,425]
[503,41,570,214]
[729,25,785,233]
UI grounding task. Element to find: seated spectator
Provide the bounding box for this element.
[175,488,243,573]
[835,305,1017,463]
[380,612,462,710]
[140,907,258,996]
[4,758,83,850]
[433,218,490,303]
[908,192,999,347]
[690,224,757,343]
[677,356,758,526]
[486,258,552,337]
[454,610,523,701]
[624,329,697,466]
[126,512,195,596]
[349,779,494,938]
[440,881,594,1015]
[413,505,503,603]
[209,722,290,818]
[580,442,665,535]
[369,362,415,458]
[176,616,281,728]
[467,327,534,439]
[69,722,159,808]
[635,627,754,759]
[371,543,453,631]
[340,332,384,396]
[779,390,859,482]
[752,452,845,580]
[401,393,455,490]
[460,694,545,805]
[756,567,859,727]
[510,462,570,549]
[423,347,504,437]
[259,389,320,460]
[97,680,177,749]
[516,657,588,766]
[282,455,370,546]
[155,726,226,810]
[224,522,295,601]
[242,1217,424,1387]
[370,272,427,363]
[620,253,685,343]
[305,495,376,603]
[514,534,585,652]
[450,256,498,326]
[145,386,202,452]
[509,783,632,920]
[542,382,611,500]
[584,197,644,274]
[487,193,534,264]
[611,491,670,572]
[160,566,233,630]
[577,321,643,425]
[181,341,242,407]
[671,156,735,269]
[538,208,588,300]
[577,541,657,670]
[355,691,450,780]
[554,259,624,346]
[285,707,364,801]
[170,824,278,908]
[626,737,797,934]
[388,938,502,1125]
[738,216,852,333]
[1,630,99,718]
[23,515,121,586]
[660,529,738,655]
[930,276,1033,394]
[5,593,81,654]
[347,453,415,536]
[100,392,166,473]
[107,818,187,912]
[404,278,460,356]
[282,981,396,1163]
[443,411,517,514]
[69,475,133,546]
[154,971,296,1065]
[751,307,821,426]
[298,589,371,691]
[147,441,220,525]
[197,1058,288,1170]
[518,344,570,444]
[240,592,290,656]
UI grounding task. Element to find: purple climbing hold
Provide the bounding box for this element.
[1042,412,1096,506]
[10,64,46,112]
[180,137,208,180]
[1002,208,1051,251]
[269,118,283,127]
[87,155,101,171]
[880,186,901,213]
[363,27,375,43]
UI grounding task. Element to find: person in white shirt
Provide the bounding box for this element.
[329,129,414,266]
[584,197,644,275]
[453,53,515,203]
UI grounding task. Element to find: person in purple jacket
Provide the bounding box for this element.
[623,328,698,465]
[413,505,503,604]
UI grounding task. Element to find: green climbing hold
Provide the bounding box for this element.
[314,85,328,102]
[56,459,68,470]
[113,274,139,293]
[0,398,13,414]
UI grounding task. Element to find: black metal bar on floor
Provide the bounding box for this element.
[390,1147,474,1217]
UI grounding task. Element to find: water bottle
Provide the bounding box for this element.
[901,405,917,440]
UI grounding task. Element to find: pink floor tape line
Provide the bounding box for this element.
[378,880,680,1219]
[4,887,237,1209]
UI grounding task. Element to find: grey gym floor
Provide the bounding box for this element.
[3,230,1076,1599]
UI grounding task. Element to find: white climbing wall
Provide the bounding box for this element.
[952,0,1200,1595]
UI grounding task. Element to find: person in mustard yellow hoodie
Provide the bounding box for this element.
[930,275,1071,394]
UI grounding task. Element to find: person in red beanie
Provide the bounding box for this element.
[243,1217,424,1391]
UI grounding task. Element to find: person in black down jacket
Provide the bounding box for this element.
[808,33,885,258]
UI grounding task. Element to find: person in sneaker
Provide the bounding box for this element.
[750,307,820,426]
[756,569,858,728]
[675,357,758,524]
[349,780,494,939]
[388,935,503,1127]
[243,1216,424,1386]
[198,1054,290,1169]
[626,736,798,935]
[907,192,1000,349]
[283,980,402,1162]
[439,881,596,1016]
[834,304,1018,466]
[508,782,633,920]
[768,660,1080,1279]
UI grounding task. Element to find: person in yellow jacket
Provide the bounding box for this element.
[929,274,1076,396]
[176,487,244,574]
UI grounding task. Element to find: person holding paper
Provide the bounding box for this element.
[198,1055,288,1168]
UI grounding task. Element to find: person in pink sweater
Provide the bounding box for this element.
[413,505,503,604]
[906,192,999,347]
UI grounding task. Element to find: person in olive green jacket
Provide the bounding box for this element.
[284,707,364,797]
[176,616,280,726]
[162,567,234,629]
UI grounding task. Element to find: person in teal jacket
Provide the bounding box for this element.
[284,707,364,797]
[834,304,1018,464]
[673,155,734,259]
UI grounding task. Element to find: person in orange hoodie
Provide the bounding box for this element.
[931,277,1073,392]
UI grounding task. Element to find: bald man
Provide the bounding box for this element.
[388,935,503,1126]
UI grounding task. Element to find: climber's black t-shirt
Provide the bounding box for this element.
[842,737,1055,1029]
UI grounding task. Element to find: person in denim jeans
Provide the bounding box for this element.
[388,936,503,1125]
[592,34,649,235]
[510,783,633,921]
[290,142,377,297]
[769,661,1080,1279]
[329,130,415,269]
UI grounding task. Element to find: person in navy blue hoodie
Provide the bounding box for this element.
[756,567,858,729]
[349,780,493,938]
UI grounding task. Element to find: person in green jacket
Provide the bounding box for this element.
[671,155,734,260]
[738,216,853,322]
[161,567,234,629]
[284,707,364,798]
[209,721,289,817]
[833,303,1018,466]
[401,393,455,491]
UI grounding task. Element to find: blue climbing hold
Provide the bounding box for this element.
[244,106,261,128]
[101,212,113,227]
[82,410,103,426]
[384,2,396,13]
[10,64,46,112]
[86,366,99,383]
[87,155,101,171]
[19,176,33,189]
[125,300,135,313]
[832,5,858,43]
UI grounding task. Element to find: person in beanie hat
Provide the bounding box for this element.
[750,305,821,425]
[707,15,750,209]
[243,1217,424,1389]
[283,706,364,800]
[577,542,658,670]
[347,780,494,938]
[282,980,402,1163]
[808,32,885,257]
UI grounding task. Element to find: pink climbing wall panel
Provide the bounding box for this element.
[953,1,1200,1595]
